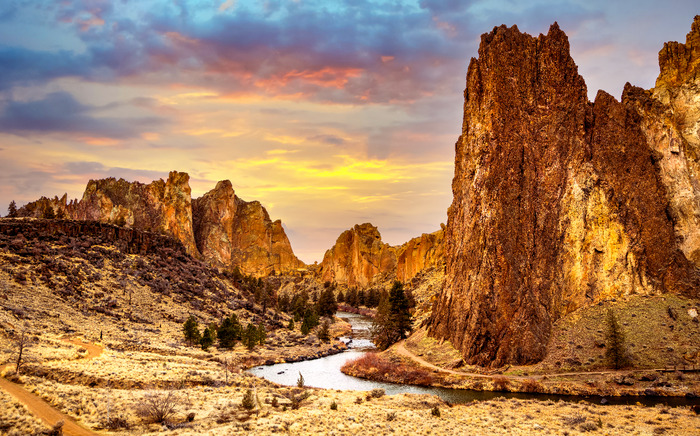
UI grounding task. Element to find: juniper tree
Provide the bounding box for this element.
[316,286,337,318]
[257,322,266,345]
[605,309,629,369]
[183,315,201,346]
[218,314,241,349]
[200,326,215,351]
[7,200,17,218]
[370,281,412,350]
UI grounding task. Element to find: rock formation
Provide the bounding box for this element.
[18,172,304,276]
[395,226,445,282]
[428,18,700,367]
[192,180,305,275]
[319,223,444,287]
[319,223,397,287]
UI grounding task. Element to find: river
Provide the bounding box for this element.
[249,312,699,407]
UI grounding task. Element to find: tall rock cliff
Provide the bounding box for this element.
[319,223,397,287]
[395,227,445,282]
[18,173,304,276]
[319,223,444,287]
[192,180,305,275]
[428,18,700,367]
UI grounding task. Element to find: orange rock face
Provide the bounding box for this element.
[428,19,700,367]
[319,223,444,287]
[193,180,305,275]
[395,227,445,283]
[319,223,397,287]
[19,172,304,276]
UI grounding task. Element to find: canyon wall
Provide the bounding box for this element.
[18,172,304,276]
[428,18,700,367]
[319,223,444,287]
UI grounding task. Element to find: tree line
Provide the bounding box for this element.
[183,314,266,351]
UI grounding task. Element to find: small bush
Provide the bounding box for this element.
[330,401,338,410]
[241,389,255,410]
[271,397,279,408]
[105,416,131,430]
[296,372,305,388]
[135,388,182,423]
[431,406,441,417]
[354,397,363,404]
[387,412,397,421]
[492,376,510,391]
[370,388,385,399]
[579,421,598,432]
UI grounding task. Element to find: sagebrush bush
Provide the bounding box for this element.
[330,401,338,410]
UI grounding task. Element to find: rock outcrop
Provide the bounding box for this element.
[428,18,700,367]
[395,227,445,283]
[18,172,304,276]
[192,180,305,275]
[319,223,397,287]
[319,223,445,287]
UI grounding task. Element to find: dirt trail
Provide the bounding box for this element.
[0,337,103,436]
[395,341,655,380]
[395,340,492,378]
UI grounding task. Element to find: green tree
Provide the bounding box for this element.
[337,290,345,304]
[257,322,266,345]
[7,200,18,218]
[200,325,215,351]
[317,319,331,343]
[243,323,258,350]
[301,308,319,336]
[605,309,629,369]
[183,315,201,346]
[218,314,241,349]
[317,287,338,318]
[370,281,412,350]
[287,318,295,330]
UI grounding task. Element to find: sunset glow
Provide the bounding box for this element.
[0,0,696,262]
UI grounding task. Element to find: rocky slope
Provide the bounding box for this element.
[318,223,444,287]
[17,172,304,276]
[428,18,700,368]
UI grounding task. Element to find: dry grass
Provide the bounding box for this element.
[0,389,51,436]
[341,352,434,386]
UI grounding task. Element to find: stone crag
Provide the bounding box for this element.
[428,18,700,367]
[319,223,444,287]
[18,172,304,276]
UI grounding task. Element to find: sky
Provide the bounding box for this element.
[0,0,697,263]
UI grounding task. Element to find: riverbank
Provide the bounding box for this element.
[340,330,700,400]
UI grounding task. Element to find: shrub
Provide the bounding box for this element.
[296,372,305,388]
[135,388,182,423]
[370,388,385,399]
[341,353,434,386]
[241,389,255,410]
[492,376,510,391]
[387,412,397,421]
[431,406,441,417]
[330,401,338,410]
[105,416,131,430]
[579,421,598,432]
[520,378,542,393]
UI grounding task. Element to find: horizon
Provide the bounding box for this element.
[0,1,697,263]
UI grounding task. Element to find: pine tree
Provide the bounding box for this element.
[287,318,295,330]
[317,287,337,318]
[183,315,201,346]
[244,323,258,350]
[257,322,266,345]
[200,326,214,351]
[317,319,331,343]
[370,281,412,350]
[605,309,629,369]
[218,314,241,349]
[7,200,18,218]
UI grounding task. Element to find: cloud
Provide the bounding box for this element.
[0,92,168,139]
[307,134,345,146]
[218,0,237,12]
